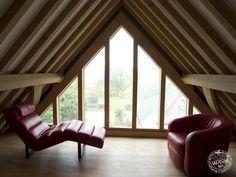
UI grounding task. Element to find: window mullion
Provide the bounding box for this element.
[78,73,83,121]
[159,70,166,131]
[188,100,193,115]
[105,42,110,129]
[53,97,59,124]
[132,41,138,129]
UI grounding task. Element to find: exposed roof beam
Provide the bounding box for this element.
[14,0,88,73]
[202,88,219,114]
[0,73,63,91]
[190,0,236,53]
[0,0,65,74]
[182,74,236,94]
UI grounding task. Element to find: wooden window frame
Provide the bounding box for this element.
[38,12,210,138]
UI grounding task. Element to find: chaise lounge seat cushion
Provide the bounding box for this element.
[3,103,105,151]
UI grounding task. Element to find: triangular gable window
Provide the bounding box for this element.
[42,12,205,137]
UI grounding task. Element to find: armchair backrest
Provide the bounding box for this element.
[3,103,50,145]
[192,114,231,130]
[169,114,232,134]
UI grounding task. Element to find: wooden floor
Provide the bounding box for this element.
[0,131,236,177]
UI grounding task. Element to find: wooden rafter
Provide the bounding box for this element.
[30,0,102,73]
[0,0,34,41]
[0,73,63,91]
[0,0,64,74]
[14,0,88,74]
[45,0,120,73]
[150,0,214,74]
[182,74,236,94]
[191,0,236,53]
[166,0,229,74]
[202,88,219,114]
[32,85,43,106]
[170,0,236,74]
[142,0,204,73]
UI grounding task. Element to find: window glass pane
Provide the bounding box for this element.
[164,76,187,129]
[59,78,78,122]
[41,105,53,124]
[193,106,200,114]
[109,27,133,128]
[84,48,105,127]
[137,46,161,129]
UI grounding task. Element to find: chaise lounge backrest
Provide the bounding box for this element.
[4,103,50,146]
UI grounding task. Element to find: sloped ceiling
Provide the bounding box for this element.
[0,0,236,133]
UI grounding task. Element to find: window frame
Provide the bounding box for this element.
[44,12,207,138]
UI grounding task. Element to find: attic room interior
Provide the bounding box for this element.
[0,0,236,176]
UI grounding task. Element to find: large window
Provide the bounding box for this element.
[59,78,78,122]
[164,76,188,129]
[109,28,133,128]
[50,25,199,137]
[83,48,105,127]
[41,105,53,124]
[193,106,200,114]
[137,46,161,129]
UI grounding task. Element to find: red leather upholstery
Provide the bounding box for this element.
[167,114,232,176]
[3,103,105,154]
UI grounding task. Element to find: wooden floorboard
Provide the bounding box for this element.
[0,131,235,177]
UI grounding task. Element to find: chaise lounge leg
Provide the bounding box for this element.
[25,145,30,159]
[25,145,34,159]
[78,143,81,159]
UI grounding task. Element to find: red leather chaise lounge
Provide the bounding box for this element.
[167,114,232,176]
[3,103,106,159]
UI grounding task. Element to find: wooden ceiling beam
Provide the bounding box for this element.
[0,89,25,112]
[149,0,213,74]
[32,85,43,106]
[202,88,219,114]
[0,0,46,60]
[217,91,236,127]
[169,0,236,74]
[223,92,236,108]
[14,0,89,74]
[165,0,229,74]
[0,0,33,41]
[0,0,66,74]
[182,74,236,94]
[0,73,63,91]
[191,0,236,53]
[28,0,101,73]
[138,0,201,73]
[43,0,113,72]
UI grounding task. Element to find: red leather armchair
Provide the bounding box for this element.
[167,114,232,176]
[3,103,106,159]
